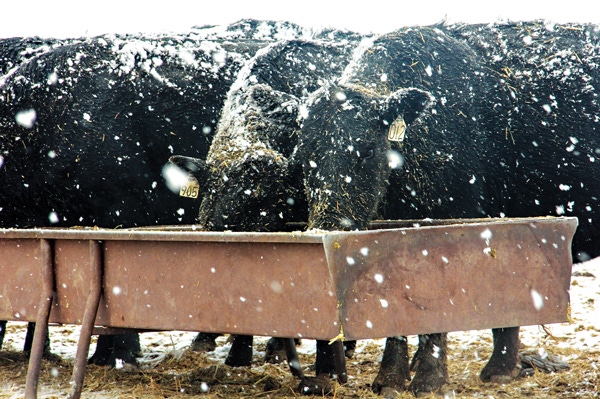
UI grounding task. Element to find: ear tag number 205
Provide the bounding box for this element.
[388,115,407,142]
[179,176,200,198]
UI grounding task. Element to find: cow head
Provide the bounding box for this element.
[297,82,434,230]
[169,84,303,231]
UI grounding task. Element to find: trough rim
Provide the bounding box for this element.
[0,216,576,243]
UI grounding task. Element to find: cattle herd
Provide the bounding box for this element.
[1,19,599,397]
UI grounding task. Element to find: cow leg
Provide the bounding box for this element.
[265,337,284,363]
[344,340,357,358]
[0,321,6,350]
[282,338,305,379]
[315,339,347,382]
[225,334,253,367]
[88,333,141,367]
[265,338,304,379]
[191,332,220,352]
[372,336,410,396]
[265,337,287,363]
[23,322,52,357]
[88,334,112,365]
[408,333,448,396]
[480,327,521,383]
[297,340,346,395]
[111,332,141,366]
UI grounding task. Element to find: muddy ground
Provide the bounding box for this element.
[0,260,598,398]
[0,326,598,398]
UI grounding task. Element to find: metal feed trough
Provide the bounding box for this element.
[0,217,576,399]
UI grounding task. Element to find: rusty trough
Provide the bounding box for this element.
[0,216,577,398]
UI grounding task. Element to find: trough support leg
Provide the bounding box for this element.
[24,239,55,399]
[283,338,304,379]
[68,240,103,399]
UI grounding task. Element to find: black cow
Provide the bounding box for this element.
[0,19,304,365]
[174,20,600,396]
[294,21,600,396]
[170,33,366,393]
[0,35,83,358]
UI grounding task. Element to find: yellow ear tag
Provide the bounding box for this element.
[388,116,407,142]
[179,176,200,198]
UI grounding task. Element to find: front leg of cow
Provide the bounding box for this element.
[480,327,521,383]
[225,335,253,367]
[88,333,141,368]
[0,321,6,350]
[372,336,410,397]
[23,322,52,358]
[408,333,449,396]
[190,332,220,352]
[315,340,347,382]
[297,340,346,395]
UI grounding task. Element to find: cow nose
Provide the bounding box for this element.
[339,217,356,229]
[310,214,361,231]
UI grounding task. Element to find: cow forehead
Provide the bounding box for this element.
[304,93,378,130]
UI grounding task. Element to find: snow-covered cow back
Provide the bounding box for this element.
[0,20,310,228]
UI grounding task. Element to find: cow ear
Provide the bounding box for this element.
[169,155,206,175]
[164,155,208,197]
[380,88,434,140]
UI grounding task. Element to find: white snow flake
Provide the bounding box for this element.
[531,289,544,310]
[48,212,59,224]
[425,65,433,76]
[15,109,37,129]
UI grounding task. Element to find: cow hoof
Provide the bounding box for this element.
[265,338,302,363]
[264,349,286,363]
[481,363,523,383]
[191,340,216,352]
[344,340,356,359]
[297,374,332,395]
[379,387,403,399]
[410,384,450,397]
[408,376,448,397]
[415,387,450,397]
[263,376,281,391]
[371,376,406,396]
[489,374,515,384]
[88,355,139,370]
[119,361,140,372]
[264,337,286,364]
[190,333,219,352]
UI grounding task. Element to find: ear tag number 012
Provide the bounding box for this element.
[179,176,200,198]
[388,115,406,142]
